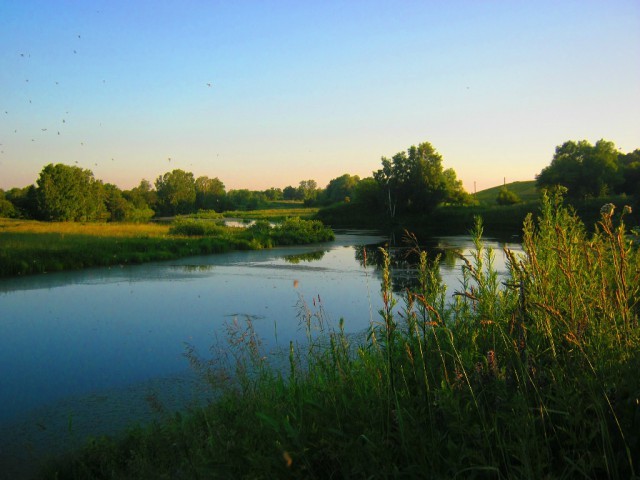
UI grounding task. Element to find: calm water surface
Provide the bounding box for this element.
[0,231,521,476]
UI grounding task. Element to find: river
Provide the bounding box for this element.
[0,230,522,477]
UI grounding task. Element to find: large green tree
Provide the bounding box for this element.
[195,176,226,211]
[35,163,106,221]
[155,169,196,215]
[322,174,360,204]
[373,142,467,216]
[298,180,319,202]
[536,140,622,198]
[124,179,157,210]
[0,189,17,218]
[618,149,640,197]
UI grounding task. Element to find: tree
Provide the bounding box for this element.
[0,189,17,218]
[103,183,133,221]
[5,185,38,218]
[496,187,521,205]
[322,174,360,204]
[195,176,226,211]
[536,140,621,199]
[283,185,300,201]
[373,142,463,216]
[35,163,106,221]
[155,169,196,216]
[298,180,319,202]
[353,177,380,208]
[442,168,472,205]
[124,179,157,210]
[226,189,266,211]
[618,149,640,197]
[263,187,283,201]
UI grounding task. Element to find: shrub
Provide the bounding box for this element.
[496,187,521,205]
[168,218,225,236]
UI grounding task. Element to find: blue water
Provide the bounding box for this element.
[0,231,521,476]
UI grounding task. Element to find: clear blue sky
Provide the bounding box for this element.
[1,0,639,192]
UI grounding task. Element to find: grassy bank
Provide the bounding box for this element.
[0,217,334,277]
[316,193,638,238]
[40,192,639,479]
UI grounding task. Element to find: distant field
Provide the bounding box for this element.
[222,201,318,220]
[474,180,538,204]
[0,218,170,237]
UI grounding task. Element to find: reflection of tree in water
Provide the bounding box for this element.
[283,250,327,264]
[354,239,463,293]
[181,265,215,272]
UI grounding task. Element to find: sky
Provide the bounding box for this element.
[1,0,639,193]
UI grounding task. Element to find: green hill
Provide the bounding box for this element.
[474,180,538,205]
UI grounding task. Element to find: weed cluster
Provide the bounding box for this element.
[40,192,639,478]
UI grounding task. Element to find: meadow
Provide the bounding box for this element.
[39,192,639,479]
[0,217,333,277]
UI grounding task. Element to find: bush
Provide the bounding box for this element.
[168,219,226,236]
[271,217,335,245]
[496,187,522,205]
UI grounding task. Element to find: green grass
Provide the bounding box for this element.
[0,217,334,277]
[39,191,640,479]
[474,180,539,205]
[223,207,318,221]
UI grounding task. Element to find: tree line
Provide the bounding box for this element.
[0,141,472,221]
[0,167,334,221]
[536,139,639,199]
[1,138,637,222]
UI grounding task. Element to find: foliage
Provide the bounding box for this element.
[536,139,623,199]
[0,216,334,277]
[373,141,469,218]
[195,176,226,211]
[263,187,284,201]
[318,174,360,205]
[225,189,268,211]
[154,169,197,216]
[270,217,335,245]
[618,149,640,196]
[40,192,640,479]
[496,186,522,205]
[0,189,17,218]
[168,218,226,236]
[297,180,319,202]
[123,179,157,211]
[35,163,107,221]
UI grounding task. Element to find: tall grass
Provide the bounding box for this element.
[0,217,334,277]
[40,191,639,479]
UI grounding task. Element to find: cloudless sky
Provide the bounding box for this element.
[1,0,639,192]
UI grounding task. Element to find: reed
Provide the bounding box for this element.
[39,192,640,479]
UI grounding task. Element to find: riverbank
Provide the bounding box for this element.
[0,217,334,277]
[38,192,640,479]
[315,194,639,237]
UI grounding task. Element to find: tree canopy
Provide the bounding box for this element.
[35,163,106,221]
[536,140,622,198]
[373,142,468,217]
[320,174,360,204]
[195,176,226,211]
[155,169,197,216]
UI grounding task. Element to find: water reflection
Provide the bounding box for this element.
[283,250,328,264]
[0,231,522,476]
